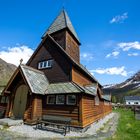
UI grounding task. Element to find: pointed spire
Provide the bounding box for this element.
[42,9,80,43]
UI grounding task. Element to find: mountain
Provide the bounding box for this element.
[103,71,140,103]
[0,58,17,86]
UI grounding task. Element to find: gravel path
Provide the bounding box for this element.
[0,113,119,140]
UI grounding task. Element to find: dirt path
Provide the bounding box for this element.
[0,113,119,140]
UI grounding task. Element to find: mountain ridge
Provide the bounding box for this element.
[0,58,17,86]
[103,70,140,103]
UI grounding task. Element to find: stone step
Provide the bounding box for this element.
[0,118,23,126]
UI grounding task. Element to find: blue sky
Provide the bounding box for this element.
[0,0,140,85]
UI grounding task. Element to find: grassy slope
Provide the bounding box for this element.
[109,108,140,140]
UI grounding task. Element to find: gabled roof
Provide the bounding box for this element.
[20,65,49,94]
[42,9,80,44]
[125,96,140,101]
[2,65,49,95]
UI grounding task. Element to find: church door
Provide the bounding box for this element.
[13,85,28,119]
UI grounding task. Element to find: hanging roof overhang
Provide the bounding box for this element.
[45,82,98,96]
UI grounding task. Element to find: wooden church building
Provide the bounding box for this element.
[1,10,112,128]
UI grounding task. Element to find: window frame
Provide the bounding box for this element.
[38,59,53,69]
[67,95,76,105]
[47,95,55,105]
[56,95,65,105]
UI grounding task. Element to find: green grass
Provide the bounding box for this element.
[108,108,140,140]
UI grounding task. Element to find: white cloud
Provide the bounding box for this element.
[128,53,139,56]
[90,66,128,77]
[118,41,140,51]
[106,51,120,58]
[0,45,34,66]
[80,53,94,61]
[110,12,128,24]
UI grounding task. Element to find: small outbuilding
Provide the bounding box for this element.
[125,96,140,105]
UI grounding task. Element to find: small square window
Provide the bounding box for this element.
[43,61,48,68]
[67,95,76,105]
[38,59,53,69]
[48,60,53,67]
[47,95,55,104]
[56,95,65,105]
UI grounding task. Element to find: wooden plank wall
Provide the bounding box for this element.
[72,67,92,86]
[82,95,112,127]
[42,95,80,126]
[31,95,42,120]
[42,106,79,125]
[24,95,32,121]
[66,31,80,63]
[28,44,70,83]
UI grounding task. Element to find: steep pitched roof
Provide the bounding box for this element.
[20,65,49,94]
[2,65,49,95]
[42,9,80,43]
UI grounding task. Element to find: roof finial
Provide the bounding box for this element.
[20,58,23,65]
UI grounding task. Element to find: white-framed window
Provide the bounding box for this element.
[38,59,53,69]
[56,95,65,105]
[67,95,76,105]
[95,96,99,105]
[47,95,55,104]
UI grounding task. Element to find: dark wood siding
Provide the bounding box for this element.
[81,94,112,127]
[51,30,66,50]
[28,43,71,83]
[31,94,42,120]
[51,30,80,63]
[66,31,80,63]
[42,95,80,126]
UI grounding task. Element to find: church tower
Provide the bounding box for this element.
[42,10,81,63]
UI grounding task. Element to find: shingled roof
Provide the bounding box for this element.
[20,65,49,94]
[45,82,98,96]
[125,96,140,101]
[42,9,80,43]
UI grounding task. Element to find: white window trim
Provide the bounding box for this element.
[67,95,76,105]
[56,95,65,105]
[38,59,53,69]
[47,95,55,104]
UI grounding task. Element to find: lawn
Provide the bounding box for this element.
[109,108,140,140]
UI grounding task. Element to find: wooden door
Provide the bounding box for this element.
[13,85,28,119]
